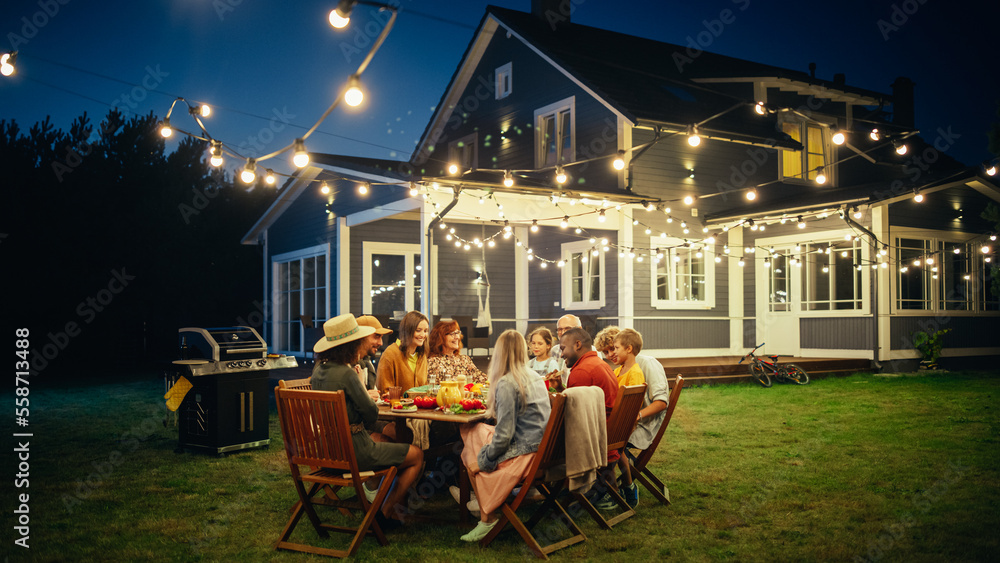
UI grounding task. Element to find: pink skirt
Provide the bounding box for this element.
[460,423,536,520]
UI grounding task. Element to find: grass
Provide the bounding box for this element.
[3,370,999,562]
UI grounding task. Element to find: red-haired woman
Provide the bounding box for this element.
[427,319,487,384]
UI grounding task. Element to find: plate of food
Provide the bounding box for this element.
[391,399,417,412]
[442,398,486,415]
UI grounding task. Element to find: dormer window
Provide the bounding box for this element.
[781,119,829,183]
[495,62,512,99]
[534,97,575,168]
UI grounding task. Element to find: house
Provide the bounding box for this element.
[242,1,1000,370]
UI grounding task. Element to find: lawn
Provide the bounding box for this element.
[3,370,998,562]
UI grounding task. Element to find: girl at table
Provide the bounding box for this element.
[457,329,552,542]
[527,327,560,378]
[376,310,429,392]
[427,319,488,384]
[310,314,424,529]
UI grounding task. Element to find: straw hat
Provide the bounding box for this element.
[356,315,392,335]
[313,313,376,353]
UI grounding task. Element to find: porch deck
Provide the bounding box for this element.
[272,356,872,387]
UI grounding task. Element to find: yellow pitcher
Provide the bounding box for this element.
[436,380,462,408]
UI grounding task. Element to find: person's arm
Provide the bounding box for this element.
[344,367,379,424]
[477,380,517,472]
[460,354,488,383]
[375,345,398,392]
[636,355,669,421]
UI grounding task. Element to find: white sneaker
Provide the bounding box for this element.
[362,481,378,503]
[449,485,480,514]
[460,520,497,542]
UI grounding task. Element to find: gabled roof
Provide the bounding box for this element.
[414,6,896,164]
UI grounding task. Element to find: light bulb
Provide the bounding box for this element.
[531,220,539,233]
[754,101,766,115]
[987,165,997,176]
[320,182,330,195]
[746,189,757,201]
[913,190,923,203]
[329,2,352,28]
[555,166,567,184]
[159,119,172,138]
[853,207,862,219]
[598,209,606,222]
[409,183,419,197]
[503,170,514,188]
[612,150,625,171]
[683,195,694,205]
[264,169,276,186]
[199,104,211,118]
[344,77,364,107]
[869,128,880,141]
[687,125,701,147]
[0,52,14,76]
[209,142,223,167]
[815,167,827,185]
[359,182,369,195]
[292,139,309,168]
[561,216,569,229]
[240,159,256,184]
[895,141,908,155]
[832,131,845,145]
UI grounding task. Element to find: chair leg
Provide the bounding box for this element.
[634,467,670,505]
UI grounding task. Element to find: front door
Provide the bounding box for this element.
[757,251,800,356]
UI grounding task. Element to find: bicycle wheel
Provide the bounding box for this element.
[782,364,810,385]
[749,363,772,387]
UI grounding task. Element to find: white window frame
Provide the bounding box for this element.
[534,96,575,169]
[779,116,832,184]
[362,242,427,316]
[448,132,478,173]
[893,233,1000,313]
[495,62,512,100]
[561,239,605,310]
[271,244,329,356]
[799,239,864,311]
[650,238,715,309]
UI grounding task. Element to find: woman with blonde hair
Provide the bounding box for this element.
[455,329,552,542]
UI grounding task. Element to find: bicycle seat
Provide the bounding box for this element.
[767,355,779,362]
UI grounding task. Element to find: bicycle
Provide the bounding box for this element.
[738,343,810,387]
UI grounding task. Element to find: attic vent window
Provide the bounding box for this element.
[495,62,512,100]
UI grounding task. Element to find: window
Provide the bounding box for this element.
[651,240,715,309]
[801,240,862,311]
[448,133,477,172]
[535,97,575,168]
[495,62,512,99]
[781,120,828,182]
[768,253,790,312]
[894,237,997,311]
[363,242,422,316]
[273,247,327,354]
[562,239,604,310]
[896,238,933,309]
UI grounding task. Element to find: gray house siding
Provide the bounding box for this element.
[635,319,729,349]
[526,226,618,322]
[433,222,517,322]
[348,218,422,316]
[890,316,1000,350]
[800,318,873,350]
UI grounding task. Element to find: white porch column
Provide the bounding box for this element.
[728,227,744,353]
[619,207,634,329]
[872,206,891,361]
[336,217,349,316]
[515,225,529,334]
[420,202,433,319]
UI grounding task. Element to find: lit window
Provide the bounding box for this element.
[801,240,862,311]
[562,239,604,310]
[495,62,512,100]
[535,97,575,168]
[651,238,715,309]
[273,246,328,355]
[363,242,422,316]
[896,238,932,310]
[781,120,829,182]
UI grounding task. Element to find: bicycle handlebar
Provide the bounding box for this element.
[739,342,766,364]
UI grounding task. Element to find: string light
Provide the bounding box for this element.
[852,206,862,219]
[797,216,806,229]
[328,0,354,28]
[209,141,224,167]
[344,74,364,107]
[598,209,606,222]
[754,101,766,115]
[746,188,758,201]
[358,182,370,195]
[0,52,15,76]
[913,189,924,203]
[894,140,908,155]
[683,195,694,205]
[264,169,276,186]
[561,216,569,229]
[503,170,514,188]
[410,182,419,197]
[613,150,626,171]
[832,128,845,146]
[320,182,330,195]
[555,166,567,184]
[815,167,827,185]
[240,158,256,184]
[869,128,880,141]
[531,219,539,233]
[447,163,459,175]
[159,118,173,138]
[687,124,701,147]
[292,138,309,168]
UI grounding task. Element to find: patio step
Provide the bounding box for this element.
[658,356,872,385]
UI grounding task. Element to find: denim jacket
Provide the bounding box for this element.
[477,374,551,472]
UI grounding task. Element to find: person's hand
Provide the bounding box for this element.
[368,389,380,402]
[353,364,363,375]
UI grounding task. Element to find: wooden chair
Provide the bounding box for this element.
[479,393,587,559]
[625,375,684,505]
[274,387,397,558]
[570,384,646,530]
[278,378,313,390]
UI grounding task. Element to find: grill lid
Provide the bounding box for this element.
[179,326,267,361]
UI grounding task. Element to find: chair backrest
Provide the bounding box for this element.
[274,388,358,475]
[278,378,313,390]
[512,393,567,503]
[634,375,684,469]
[606,384,647,451]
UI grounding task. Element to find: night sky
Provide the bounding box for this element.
[2,0,997,180]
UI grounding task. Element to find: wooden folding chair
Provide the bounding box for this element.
[625,375,684,505]
[570,384,646,530]
[278,378,313,390]
[274,388,397,558]
[479,393,587,559]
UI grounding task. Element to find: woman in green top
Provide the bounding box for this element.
[311,314,424,528]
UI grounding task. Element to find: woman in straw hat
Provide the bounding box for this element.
[311,313,423,529]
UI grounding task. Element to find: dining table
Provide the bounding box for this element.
[376,396,489,525]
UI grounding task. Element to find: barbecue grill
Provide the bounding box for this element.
[171,326,297,455]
